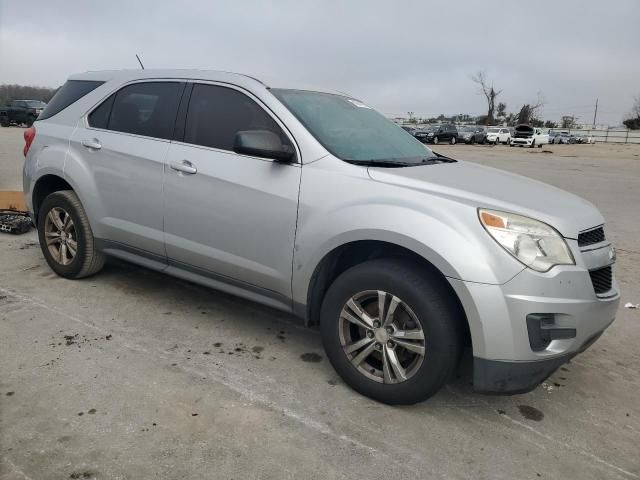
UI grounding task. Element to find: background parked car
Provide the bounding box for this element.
[0,100,47,127]
[423,124,458,144]
[401,125,418,136]
[575,134,596,144]
[485,127,511,145]
[550,130,576,144]
[510,125,549,148]
[459,126,486,144]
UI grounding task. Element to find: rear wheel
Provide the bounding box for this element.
[25,115,36,127]
[0,117,9,127]
[37,190,105,279]
[320,259,462,405]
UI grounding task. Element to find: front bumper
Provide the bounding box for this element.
[473,326,607,394]
[511,138,533,146]
[448,239,620,393]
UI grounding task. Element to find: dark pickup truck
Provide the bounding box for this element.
[0,100,47,127]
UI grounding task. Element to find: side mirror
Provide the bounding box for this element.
[234,130,295,162]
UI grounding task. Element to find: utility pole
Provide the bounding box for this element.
[592,98,598,128]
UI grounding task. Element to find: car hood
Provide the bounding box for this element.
[367,160,603,239]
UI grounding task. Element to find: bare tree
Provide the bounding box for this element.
[516,92,545,125]
[472,72,502,126]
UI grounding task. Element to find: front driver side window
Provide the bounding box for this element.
[184,83,291,154]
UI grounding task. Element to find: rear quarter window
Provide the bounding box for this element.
[39,80,104,120]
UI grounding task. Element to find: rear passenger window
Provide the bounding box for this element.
[106,82,183,140]
[184,84,290,152]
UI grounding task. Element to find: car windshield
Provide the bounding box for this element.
[25,101,47,108]
[272,89,440,166]
[487,128,500,133]
[461,126,475,132]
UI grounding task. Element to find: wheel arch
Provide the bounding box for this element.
[302,239,471,348]
[32,174,74,220]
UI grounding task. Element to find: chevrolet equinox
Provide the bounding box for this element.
[23,70,619,404]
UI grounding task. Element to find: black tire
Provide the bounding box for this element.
[320,258,463,405]
[0,117,9,127]
[25,115,35,127]
[530,140,536,149]
[37,190,105,279]
[471,137,476,144]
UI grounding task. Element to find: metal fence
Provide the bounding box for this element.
[567,128,640,144]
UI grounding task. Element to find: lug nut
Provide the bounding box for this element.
[375,343,382,350]
[373,321,380,328]
[366,330,374,338]
[387,341,395,348]
[386,327,393,334]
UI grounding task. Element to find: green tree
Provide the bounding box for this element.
[561,116,577,129]
[623,95,640,129]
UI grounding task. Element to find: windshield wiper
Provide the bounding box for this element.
[430,153,457,163]
[347,160,413,168]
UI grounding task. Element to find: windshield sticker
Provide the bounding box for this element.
[347,99,372,109]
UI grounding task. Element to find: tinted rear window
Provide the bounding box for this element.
[39,80,104,120]
[107,82,184,140]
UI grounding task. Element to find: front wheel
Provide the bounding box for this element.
[320,259,463,405]
[0,117,9,127]
[37,190,105,279]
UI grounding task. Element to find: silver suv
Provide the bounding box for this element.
[23,70,619,404]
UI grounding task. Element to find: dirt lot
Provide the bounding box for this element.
[1,126,639,479]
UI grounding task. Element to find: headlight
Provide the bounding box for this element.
[479,209,574,272]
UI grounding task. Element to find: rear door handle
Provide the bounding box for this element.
[170,160,197,175]
[81,138,102,150]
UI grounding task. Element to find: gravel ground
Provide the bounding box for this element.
[1,127,639,479]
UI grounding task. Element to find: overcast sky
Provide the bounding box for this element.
[1,0,638,125]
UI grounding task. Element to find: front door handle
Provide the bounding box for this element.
[81,138,102,150]
[170,160,197,175]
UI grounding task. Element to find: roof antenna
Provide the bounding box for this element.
[135,54,145,70]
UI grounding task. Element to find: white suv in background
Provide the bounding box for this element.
[486,127,511,145]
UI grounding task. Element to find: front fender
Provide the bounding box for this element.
[291,158,525,307]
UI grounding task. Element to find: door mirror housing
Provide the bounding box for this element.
[234,130,295,162]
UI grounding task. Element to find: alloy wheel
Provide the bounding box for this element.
[44,207,77,266]
[338,290,426,384]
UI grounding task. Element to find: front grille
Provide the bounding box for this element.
[578,227,605,247]
[589,266,613,295]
